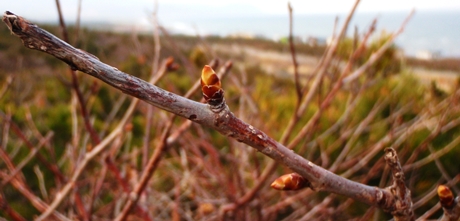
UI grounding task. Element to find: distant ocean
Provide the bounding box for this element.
[162,10,460,58]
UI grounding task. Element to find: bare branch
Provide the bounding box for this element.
[2,10,428,220]
[0,191,27,221]
[342,9,415,83]
[0,149,70,221]
[384,147,415,220]
[287,2,302,101]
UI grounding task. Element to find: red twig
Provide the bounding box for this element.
[0,191,27,221]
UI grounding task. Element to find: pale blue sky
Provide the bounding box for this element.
[3,0,460,25]
[3,1,460,57]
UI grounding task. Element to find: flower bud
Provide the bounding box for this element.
[437,185,454,208]
[201,65,223,105]
[271,173,309,191]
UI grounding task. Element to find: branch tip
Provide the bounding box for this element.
[438,185,454,208]
[201,65,220,87]
[3,11,30,35]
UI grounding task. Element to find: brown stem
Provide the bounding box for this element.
[0,191,28,221]
[287,2,302,102]
[116,60,232,220]
[384,148,415,220]
[0,111,65,182]
[115,119,174,221]
[0,149,70,221]
[3,11,407,219]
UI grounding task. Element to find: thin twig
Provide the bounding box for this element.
[115,119,174,221]
[0,75,13,100]
[0,132,53,187]
[0,191,27,221]
[384,148,415,220]
[0,111,66,182]
[116,60,232,220]
[55,0,101,147]
[35,56,170,220]
[404,133,460,170]
[287,2,302,102]
[142,0,162,167]
[0,149,70,221]
[342,9,415,83]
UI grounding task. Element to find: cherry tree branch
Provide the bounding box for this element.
[3,10,403,219]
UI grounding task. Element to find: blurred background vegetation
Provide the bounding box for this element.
[1,15,460,220]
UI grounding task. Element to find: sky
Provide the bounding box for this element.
[3,0,460,25]
[3,0,460,57]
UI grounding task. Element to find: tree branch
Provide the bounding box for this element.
[3,10,402,218]
[384,148,415,220]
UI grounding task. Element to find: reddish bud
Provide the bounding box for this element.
[165,57,179,71]
[201,65,223,105]
[271,173,309,191]
[201,65,221,87]
[438,185,455,208]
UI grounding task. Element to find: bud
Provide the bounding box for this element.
[165,57,179,71]
[271,173,309,191]
[201,65,223,105]
[437,185,454,208]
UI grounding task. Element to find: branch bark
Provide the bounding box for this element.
[3,11,402,218]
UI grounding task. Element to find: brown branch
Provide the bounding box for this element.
[384,147,415,220]
[0,132,53,187]
[142,0,162,167]
[74,0,83,44]
[116,61,232,220]
[320,18,377,110]
[0,75,13,100]
[342,9,415,83]
[0,110,65,182]
[115,119,174,221]
[3,11,410,219]
[54,2,102,219]
[55,0,101,147]
[0,149,70,221]
[287,2,302,102]
[0,191,27,221]
[221,26,373,210]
